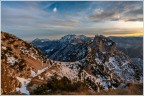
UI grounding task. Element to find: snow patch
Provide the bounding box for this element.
[31,53,37,60]
[38,76,44,80]
[16,77,31,95]
[30,67,49,78]
[31,70,36,77]
[2,46,7,50]
[109,57,119,70]
[107,42,112,46]
[46,49,53,52]
[37,67,48,75]
[58,64,78,80]
[6,54,18,65]
[46,73,53,77]
[122,61,129,67]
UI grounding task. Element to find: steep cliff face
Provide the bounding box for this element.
[1,32,142,95]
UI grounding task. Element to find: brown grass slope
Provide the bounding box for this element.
[1,32,51,94]
[60,83,143,95]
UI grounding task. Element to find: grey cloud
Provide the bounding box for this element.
[1,4,49,23]
[53,19,80,26]
[89,2,143,22]
[2,5,50,31]
[89,11,120,22]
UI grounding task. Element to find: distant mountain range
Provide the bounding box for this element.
[32,35,143,62]
[1,32,143,95]
[110,36,143,59]
[31,34,91,62]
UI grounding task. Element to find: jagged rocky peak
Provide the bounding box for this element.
[32,38,50,43]
[91,35,117,56]
[60,34,87,40]
[30,34,120,62]
[32,38,41,42]
[85,35,142,83]
[31,34,91,62]
[60,34,90,43]
[93,35,115,46]
[61,34,76,40]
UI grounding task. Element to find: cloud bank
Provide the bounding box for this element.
[1,1,143,41]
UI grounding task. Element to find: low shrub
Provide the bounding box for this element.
[30,76,88,95]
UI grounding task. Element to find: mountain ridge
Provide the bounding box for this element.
[1,32,143,95]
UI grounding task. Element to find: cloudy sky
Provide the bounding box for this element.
[1,1,143,41]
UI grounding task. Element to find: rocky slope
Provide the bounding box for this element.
[30,35,142,93]
[1,32,143,95]
[1,32,52,94]
[110,37,143,66]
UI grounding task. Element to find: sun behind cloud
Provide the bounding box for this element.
[53,7,57,13]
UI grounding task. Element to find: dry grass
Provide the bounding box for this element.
[61,83,143,95]
[45,89,96,95]
[96,83,143,95]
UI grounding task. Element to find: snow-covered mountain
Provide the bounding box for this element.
[32,34,91,62]
[110,37,143,70]
[1,32,142,95]
[32,35,143,68]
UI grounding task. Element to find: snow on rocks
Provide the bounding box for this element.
[39,61,81,81]
[20,47,29,54]
[95,58,102,64]
[7,56,18,65]
[6,54,18,65]
[37,67,48,75]
[20,47,37,60]
[30,67,48,78]
[122,61,129,67]
[16,77,31,95]
[30,53,37,60]
[31,70,37,77]
[2,46,7,50]
[58,64,78,80]
[46,49,53,53]
[45,73,53,78]
[38,76,44,80]
[80,70,113,91]
[16,67,50,94]
[105,56,135,82]
[107,42,112,46]
[108,57,120,70]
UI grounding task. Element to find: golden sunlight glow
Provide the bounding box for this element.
[104,30,144,37]
[106,32,144,37]
[112,21,143,29]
